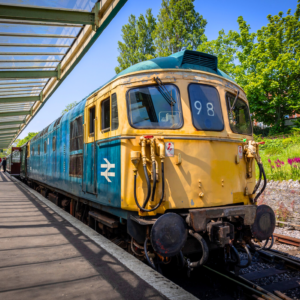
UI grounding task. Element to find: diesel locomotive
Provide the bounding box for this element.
[19,50,275,271]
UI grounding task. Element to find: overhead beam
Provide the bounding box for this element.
[0,20,84,27]
[0,67,56,70]
[0,88,42,93]
[0,81,47,86]
[0,70,58,79]
[0,96,39,104]
[0,60,60,63]
[0,111,30,117]
[0,127,19,132]
[0,52,64,56]
[0,33,76,38]
[0,121,24,126]
[0,4,96,26]
[0,85,44,90]
[0,92,40,97]
[0,43,70,48]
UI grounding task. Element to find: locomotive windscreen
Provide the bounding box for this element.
[127,85,183,129]
[188,84,224,131]
[226,93,252,135]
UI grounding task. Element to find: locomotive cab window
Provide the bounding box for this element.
[101,98,110,131]
[127,84,182,129]
[89,106,95,135]
[111,93,119,131]
[226,92,252,135]
[188,84,224,131]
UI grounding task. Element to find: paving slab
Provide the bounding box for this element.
[0,172,197,300]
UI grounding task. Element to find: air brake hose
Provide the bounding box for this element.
[134,162,165,212]
[254,163,267,202]
[188,230,209,268]
[142,165,151,208]
[150,163,157,202]
[252,163,262,195]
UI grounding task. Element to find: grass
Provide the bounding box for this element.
[255,133,300,181]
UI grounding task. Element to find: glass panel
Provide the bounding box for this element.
[101,98,110,130]
[70,116,83,151]
[52,136,56,151]
[111,93,119,131]
[89,107,95,134]
[44,140,47,153]
[12,150,20,163]
[188,84,224,131]
[128,85,182,129]
[38,144,40,155]
[226,93,252,135]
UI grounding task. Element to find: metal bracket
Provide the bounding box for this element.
[57,63,61,80]
[92,2,101,31]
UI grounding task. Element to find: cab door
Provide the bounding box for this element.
[84,105,97,194]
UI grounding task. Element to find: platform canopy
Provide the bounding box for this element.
[0,0,126,150]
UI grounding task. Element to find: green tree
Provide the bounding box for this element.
[61,101,78,115]
[197,29,238,77]
[153,0,207,57]
[115,9,156,74]
[234,2,300,130]
[16,132,39,147]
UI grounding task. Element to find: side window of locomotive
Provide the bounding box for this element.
[89,106,95,135]
[101,98,110,131]
[32,146,34,156]
[44,140,47,154]
[70,116,83,151]
[111,93,119,131]
[226,93,252,135]
[127,85,182,129]
[38,144,40,155]
[188,84,224,131]
[52,136,56,152]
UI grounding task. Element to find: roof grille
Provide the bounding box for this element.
[181,51,217,71]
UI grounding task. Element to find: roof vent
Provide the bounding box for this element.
[181,50,218,71]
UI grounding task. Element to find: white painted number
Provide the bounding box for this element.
[194,101,202,115]
[206,102,214,116]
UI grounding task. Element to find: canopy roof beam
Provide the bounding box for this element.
[0,92,40,97]
[0,60,60,63]
[0,70,58,79]
[0,20,84,27]
[0,52,64,56]
[0,43,70,48]
[0,33,76,38]
[0,127,19,132]
[0,85,44,90]
[0,96,40,104]
[0,4,99,26]
[0,88,42,93]
[0,121,24,126]
[0,111,31,117]
[0,81,47,86]
[0,67,56,70]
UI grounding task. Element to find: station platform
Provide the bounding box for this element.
[0,172,196,300]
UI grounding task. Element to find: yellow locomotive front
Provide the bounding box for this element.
[86,50,275,270]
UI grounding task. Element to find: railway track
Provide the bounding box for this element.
[273,233,300,247]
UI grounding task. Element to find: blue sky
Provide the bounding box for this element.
[18,0,298,139]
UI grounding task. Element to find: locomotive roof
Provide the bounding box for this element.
[115,50,235,82]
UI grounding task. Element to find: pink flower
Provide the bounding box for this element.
[281,161,284,165]
[288,159,293,165]
[294,165,297,168]
[271,165,275,169]
[268,159,271,163]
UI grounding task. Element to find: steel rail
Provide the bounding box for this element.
[203,265,279,300]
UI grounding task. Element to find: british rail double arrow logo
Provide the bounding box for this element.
[100,158,115,182]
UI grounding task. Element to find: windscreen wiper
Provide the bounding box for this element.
[229,90,240,114]
[154,77,176,106]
